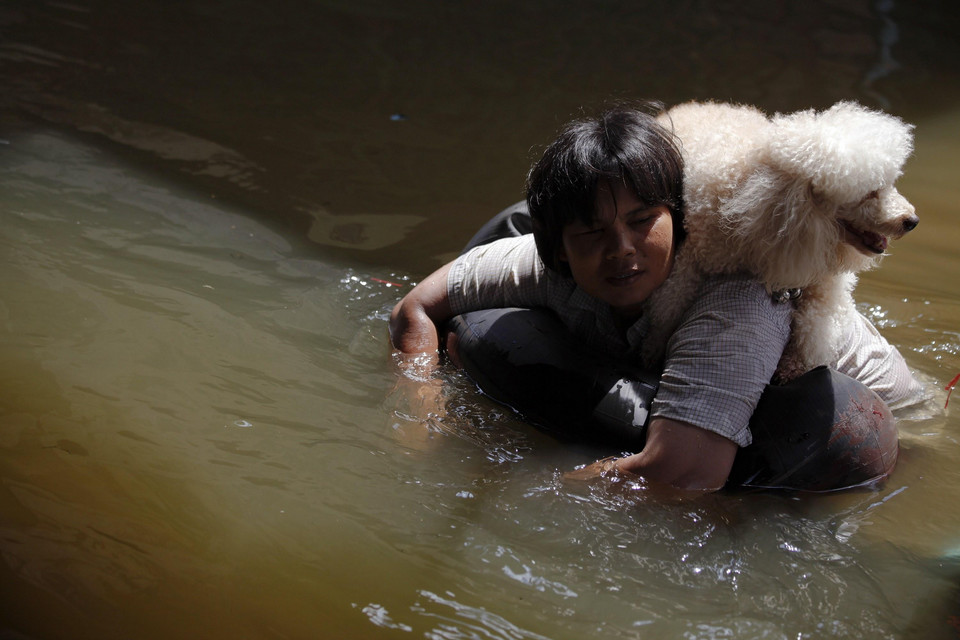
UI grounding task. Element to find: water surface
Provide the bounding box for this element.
[2,1,960,638]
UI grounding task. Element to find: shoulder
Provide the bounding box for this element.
[669,273,792,361]
[455,233,535,261]
[451,235,542,280]
[684,274,793,330]
[655,275,793,448]
[447,235,574,313]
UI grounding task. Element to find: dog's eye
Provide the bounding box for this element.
[850,191,880,208]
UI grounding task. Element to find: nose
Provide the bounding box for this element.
[604,225,636,259]
[885,189,918,235]
[902,214,919,233]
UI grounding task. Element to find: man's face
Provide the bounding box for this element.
[559,181,675,323]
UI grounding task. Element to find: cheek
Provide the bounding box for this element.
[647,222,675,261]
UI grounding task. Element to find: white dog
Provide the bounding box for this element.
[642,101,919,381]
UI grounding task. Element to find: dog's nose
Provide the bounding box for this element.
[902,214,919,232]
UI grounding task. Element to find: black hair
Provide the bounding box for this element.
[526,102,685,275]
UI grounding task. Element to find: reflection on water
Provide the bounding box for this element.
[2,0,960,638]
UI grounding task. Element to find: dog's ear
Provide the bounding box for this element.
[719,166,839,290]
[767,102,914,203]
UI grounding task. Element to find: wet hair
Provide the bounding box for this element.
[526,102,685,275]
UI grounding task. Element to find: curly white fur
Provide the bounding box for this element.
[644,101,918,381]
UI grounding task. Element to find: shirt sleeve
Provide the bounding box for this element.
[650,276,792,447]
[447,235,553,314]
[832,311,925,410]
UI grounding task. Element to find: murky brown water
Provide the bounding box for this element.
[2,1,960,638]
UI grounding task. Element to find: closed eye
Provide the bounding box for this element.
[576,227,603,237]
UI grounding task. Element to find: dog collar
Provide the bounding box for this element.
[772,288,802,304]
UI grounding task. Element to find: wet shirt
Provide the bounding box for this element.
[447,235,922,447]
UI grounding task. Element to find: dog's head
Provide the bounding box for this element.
[722,102,918,289]
[771,101,918,271]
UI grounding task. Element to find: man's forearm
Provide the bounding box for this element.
[389,262,454,354]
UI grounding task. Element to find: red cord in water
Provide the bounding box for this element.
[371,277,405,288]
[945,372,960,408]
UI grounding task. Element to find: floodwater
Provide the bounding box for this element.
[1,0,959,638]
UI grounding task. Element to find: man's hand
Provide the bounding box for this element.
[387,262,457,449]
[387,351,448,451]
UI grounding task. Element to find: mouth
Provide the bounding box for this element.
[841,220,888,255]
[606,269,642,285]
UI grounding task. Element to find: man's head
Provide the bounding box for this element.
[526,104,685,277]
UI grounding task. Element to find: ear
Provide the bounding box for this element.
[719,167,838,289]
[768,102,914,201]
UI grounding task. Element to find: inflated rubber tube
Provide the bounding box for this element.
[445,307,657,450]
[444,203,899,492]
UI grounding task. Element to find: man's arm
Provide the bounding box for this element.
[614,418,737,490]
[600,276,790,491]
[389,262,454,354]
[390,236,547,354]
[567,417,737,491]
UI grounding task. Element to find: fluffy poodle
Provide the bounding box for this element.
[642,100,919,381]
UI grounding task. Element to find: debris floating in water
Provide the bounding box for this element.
[945,373,960,408]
